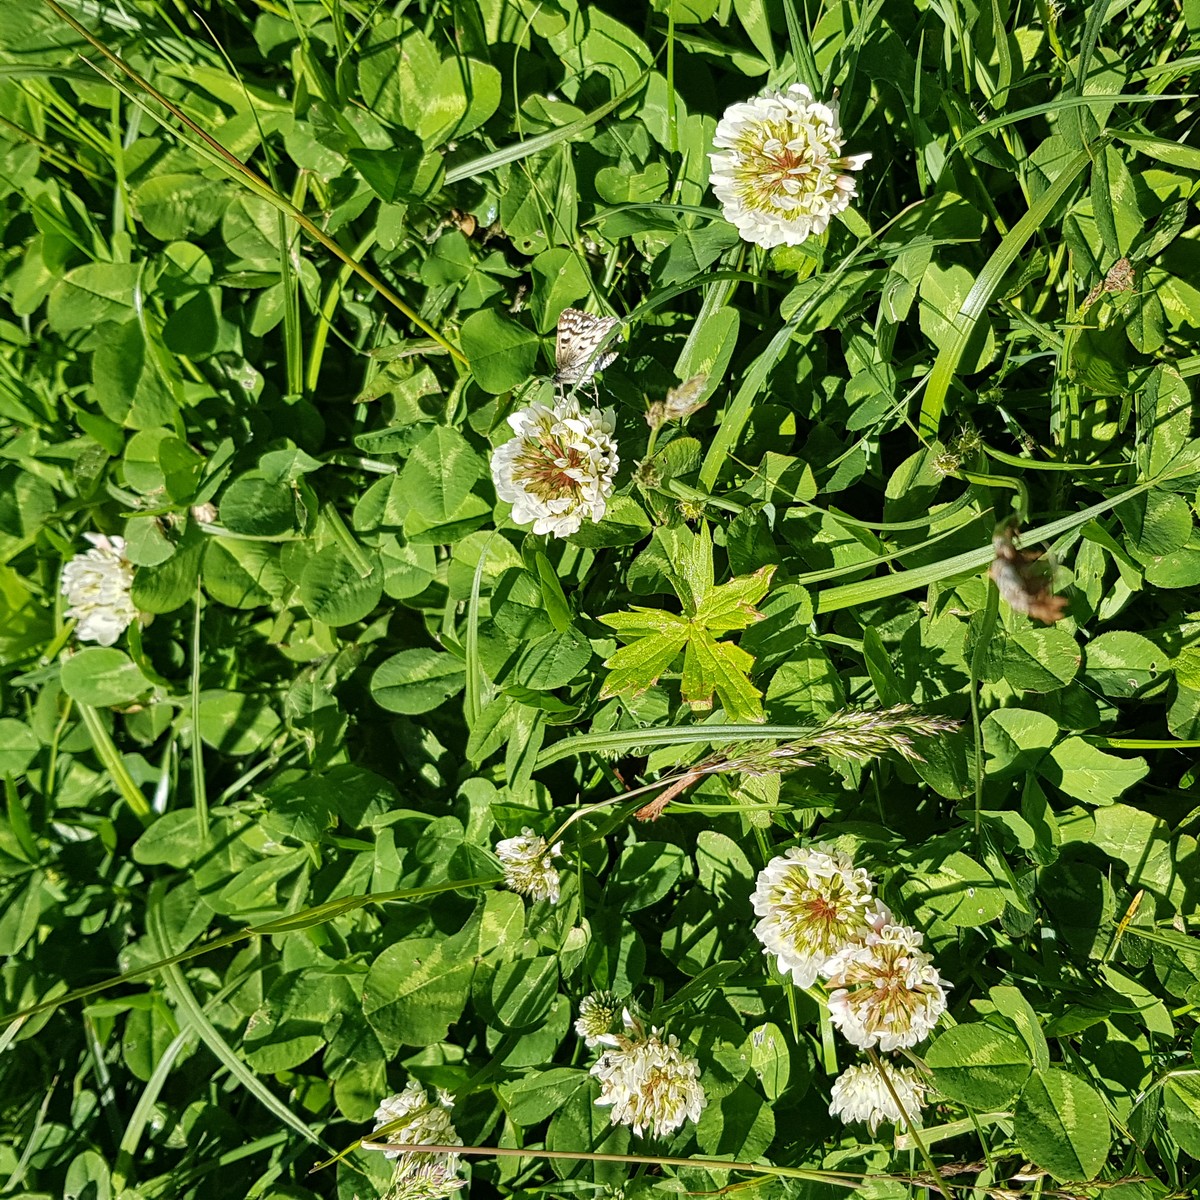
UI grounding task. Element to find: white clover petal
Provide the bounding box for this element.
[590,1027,706,1139]
[491,398,619,538]
[369,1082,465,1200]
[371,1081,463,1160]
[495,828,562,904]
[750,844,890,988]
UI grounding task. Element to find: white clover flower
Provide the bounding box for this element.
[61,533,138,646]
[750,845,890,988]
[825,923,950,1051]
[590,1011,706,1139]
[495,827,563,904]
[371,1082,463,1161]
[709,84,871,249]
[575,991,621,1047]
[829,1061,929,1135]
[490,397,619,538]
[368,1082,465,1200]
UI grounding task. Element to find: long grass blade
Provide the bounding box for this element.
[950,94,1183,157]
[444,72,649,184]
[43,0,467,364]
[78,703,152,824]
[0,877,501,1028]
[918,148,1092,437]
[815,477,1152,612]
[146,886,328,1149]
[190,586,207,840]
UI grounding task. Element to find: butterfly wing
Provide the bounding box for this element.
[988,529,1066,623]
[555,308,620,384]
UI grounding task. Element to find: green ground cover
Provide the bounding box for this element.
[2,1,1200,1197]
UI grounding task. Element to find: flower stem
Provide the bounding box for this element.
[866,1049,949,1198]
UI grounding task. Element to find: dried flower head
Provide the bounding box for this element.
[490,398,619,538]
[575,991,622,1047]
[751,845,890,988]
[367,1083,465,1200]
[61,533,138,646]
[495,828,563,904]
[633,457,663,490]
[1081,256,1135,314]
[826,922,950,1051]
[590,1010,706,1139]
[709,84,871,249]
[829,1061,929,1135]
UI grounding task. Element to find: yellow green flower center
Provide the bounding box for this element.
[732,118,845,217]
[772,870,866,954]
[844,944,929,1033]
[513,434,586,503]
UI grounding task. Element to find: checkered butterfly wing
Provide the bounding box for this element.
[554,308,621,385]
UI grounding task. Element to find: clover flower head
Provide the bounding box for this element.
[575,991,622,1047]
[371,1082,462,1160]
[589,1010,706,1139]
[825,922,950,1051]
[709,83,871,249]
[495,827,563,904]
[369,1082,465,1200]
[61,533,138,646]
[932,450,961,479]
[829,1061,929,1135]
[751,844,890,988]
[490,398,619,538]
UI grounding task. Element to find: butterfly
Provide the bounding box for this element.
[988,521,1068,624]
[554,307,621,391]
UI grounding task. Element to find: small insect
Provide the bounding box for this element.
[988,521,1068,624]
[554,307,621,393]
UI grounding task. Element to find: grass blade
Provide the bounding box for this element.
[444,72,649,185]
[815,477,1152,612]
[78,703,152,824]
[146,885,328,1150]
[918,148,1092,437]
